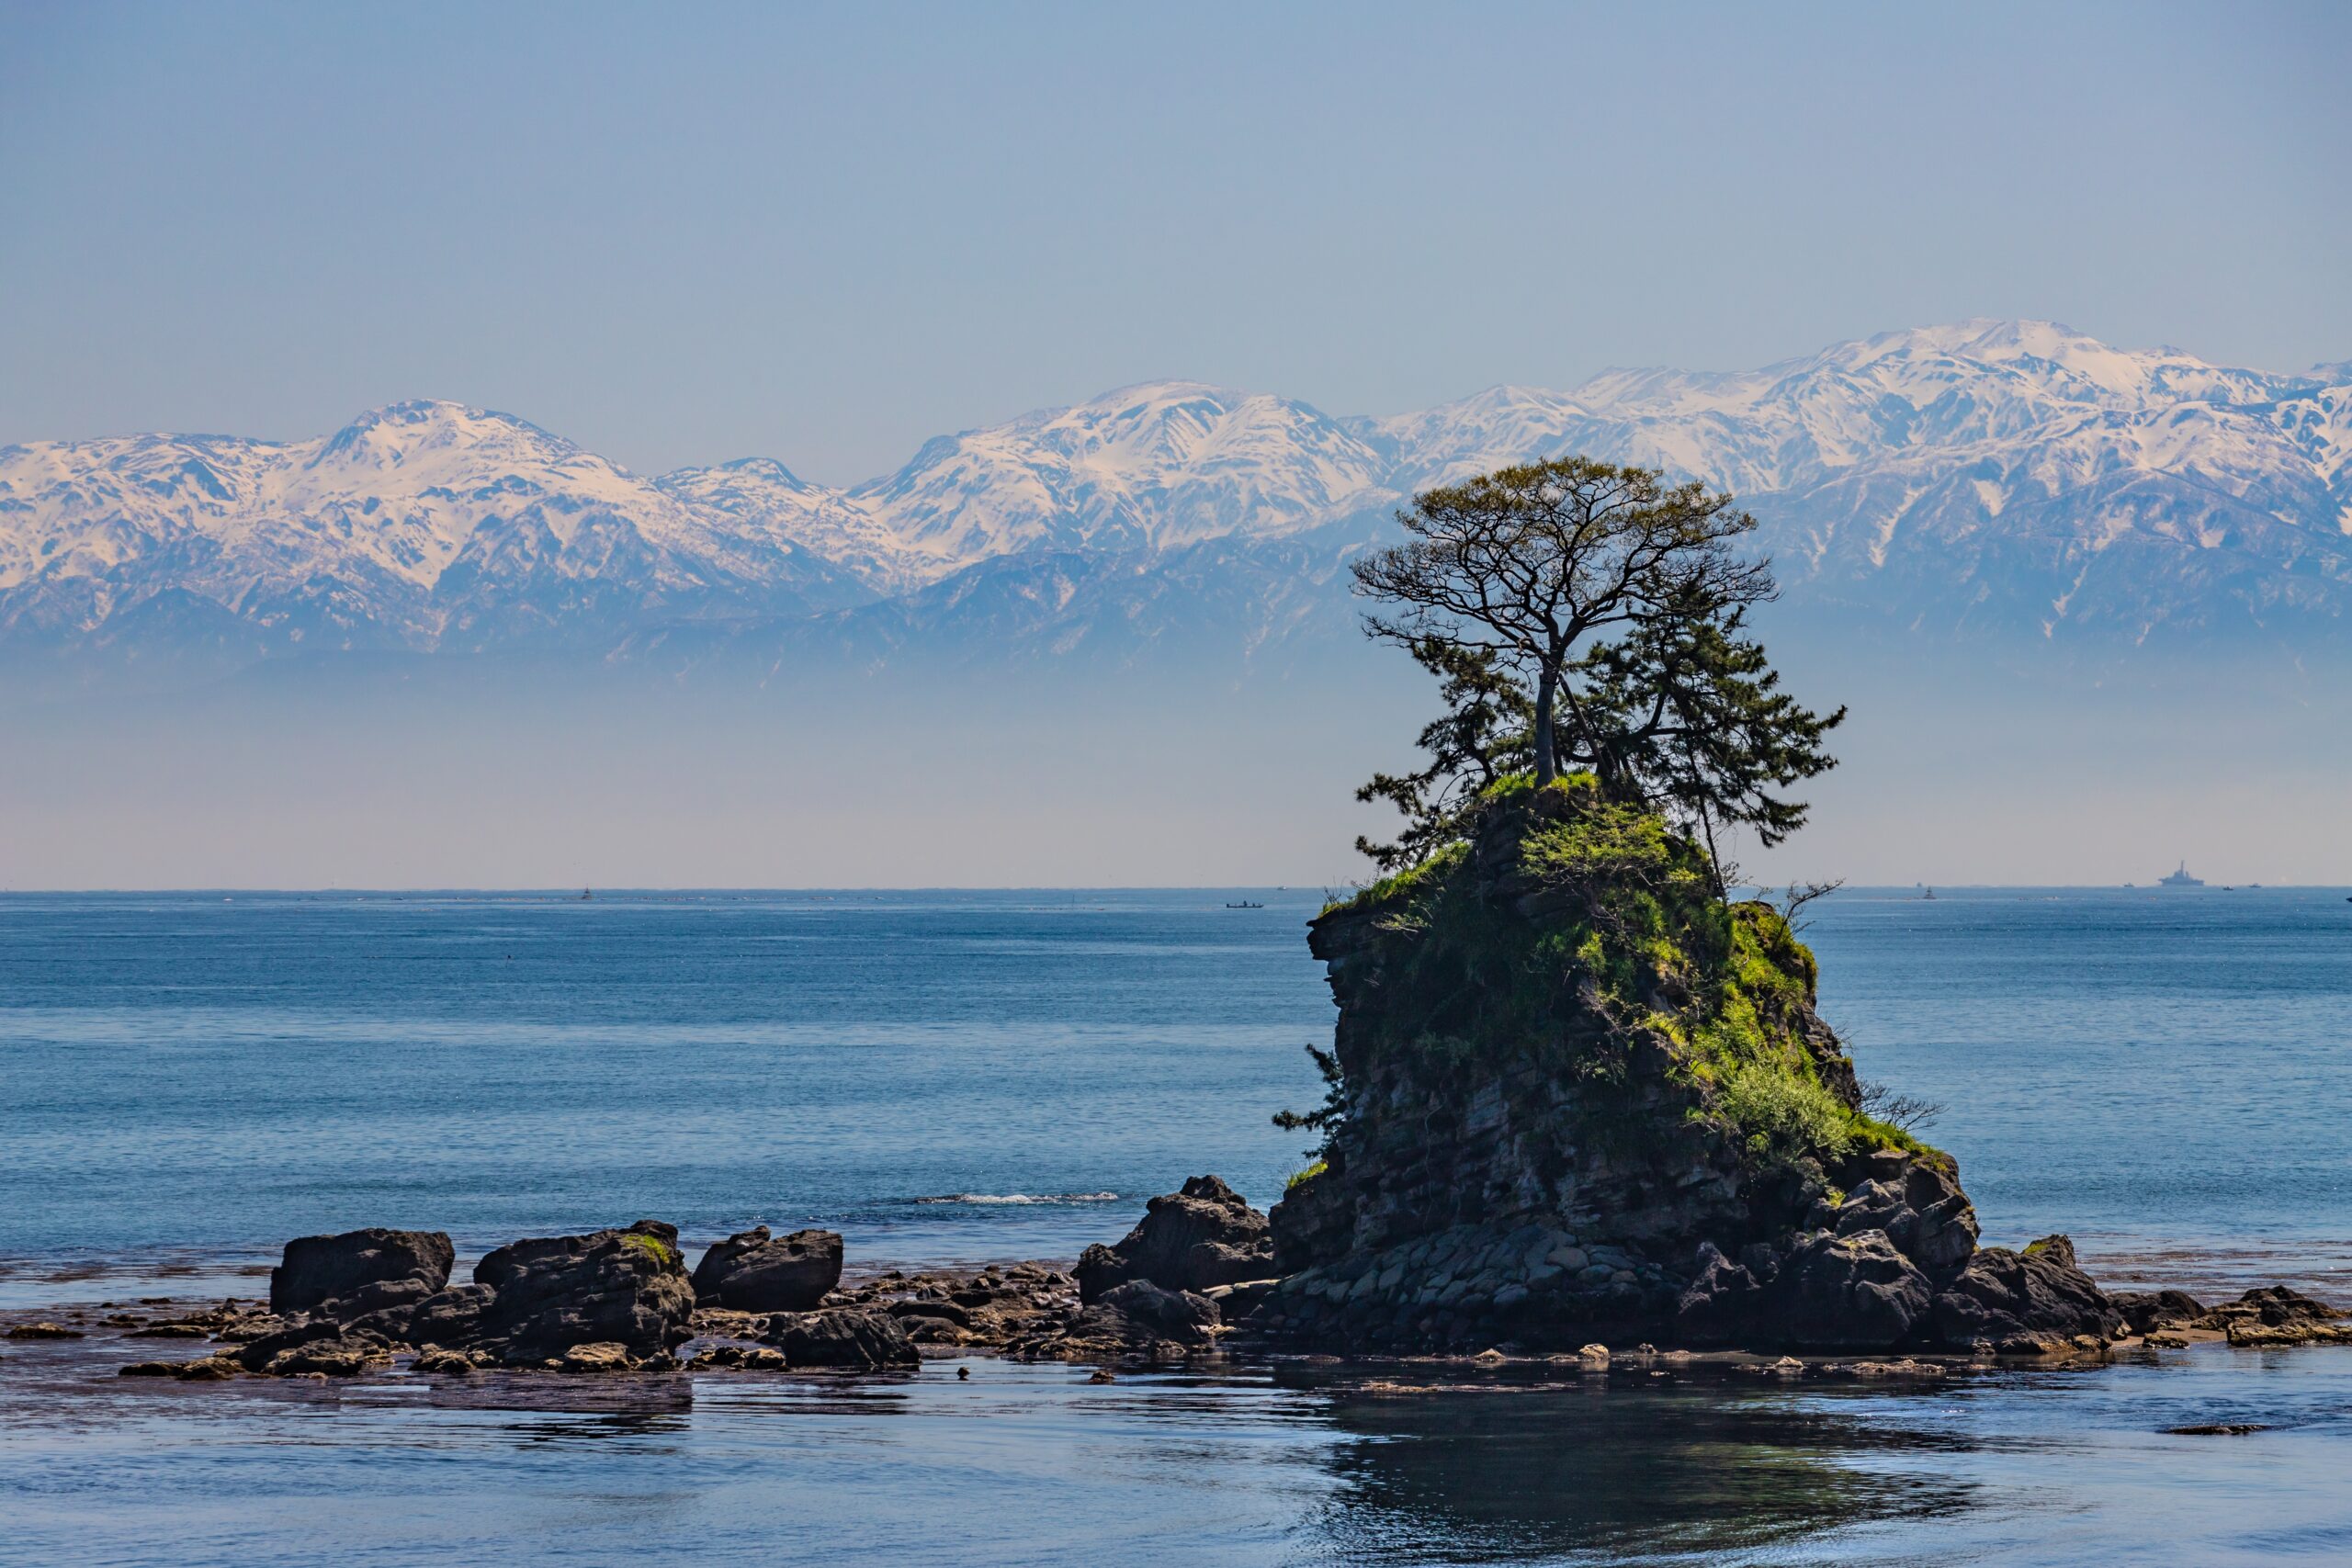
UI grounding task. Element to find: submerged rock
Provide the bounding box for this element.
[269,1228,453,1316]
[691,1226,843,1313]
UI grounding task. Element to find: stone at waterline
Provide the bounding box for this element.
[1929,1237,2125,1349]
[690,1226,842,1313]
[269,1228,454,1316]
[766,1307,919,1371]
[1076,1176,1273,1301]
[468,1220,696,1365]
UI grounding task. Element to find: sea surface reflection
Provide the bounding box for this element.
[3,1339,2346,1565]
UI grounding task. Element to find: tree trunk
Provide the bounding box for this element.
[1533,664,1557,785]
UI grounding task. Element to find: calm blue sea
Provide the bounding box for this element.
[1,885,2348,1565]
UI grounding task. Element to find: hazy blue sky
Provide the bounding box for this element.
[3,1,2346,483]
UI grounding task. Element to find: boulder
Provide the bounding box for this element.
[2109,1288,2205,1335]
[1090,1280,1220,1345]
[469,1221,695,1366]
[690,1226,843,1313]
[263,1334,394,1376]
[404,1283,497,1347]
[1832,1160,1978,1278]
[1930,1238,2124,1349]
[1772,1230,1934,1348]
[767,1307,919,1371]
[232,1318,346,1371]
[1078,1176,1274,1301]
[269,1228,453,1316]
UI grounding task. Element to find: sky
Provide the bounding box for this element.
[3,1,2348,484]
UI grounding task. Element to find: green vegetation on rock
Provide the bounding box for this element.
[1306,773,1934,1177]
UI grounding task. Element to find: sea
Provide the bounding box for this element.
[1,885,2347,1565]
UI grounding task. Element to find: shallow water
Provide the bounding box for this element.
[2,884,2349,1562]
[1,1334,2347,1566]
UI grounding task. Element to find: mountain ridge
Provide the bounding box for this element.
[5,321,2346,677]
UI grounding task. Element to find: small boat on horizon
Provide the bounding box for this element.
[2158,862,2204,888]
[1226,900,1265,909]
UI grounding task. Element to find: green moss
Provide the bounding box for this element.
[620,1231,678,1269]
[1284,1159,1328,1190]
[1323,771,1943,1178]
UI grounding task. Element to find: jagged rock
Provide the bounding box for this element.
[233,1318,345,1371]
[2109,1288,2206,1334]
[1930,1238,2124,1349]
[766,1307,919,1371]
[887,1297,972,1327]
[1673,1242,1770,1345]
[1084,1280,1220,1345]
[412,1348,477,1375]
[263,1335,393,1376]
[402,1283,497,1347]
[558,1341,639,1373]
[688,1343,789,1371]
[2199,1285,2343,1330]
[469,1221,695,1366]
[6,1323,85,1339]
[1077,1177,1273,1301]
[1772,1231,1935,1348]
[269,1228,453,1316]
[1831,1161,1978,1276]
[690,1226,843,1313]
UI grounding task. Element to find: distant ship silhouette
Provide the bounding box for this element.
[2158,862,2204,888]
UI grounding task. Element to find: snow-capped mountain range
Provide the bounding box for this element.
[4,320,2346,675]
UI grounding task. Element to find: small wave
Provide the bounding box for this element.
[910,1191,1121,1207]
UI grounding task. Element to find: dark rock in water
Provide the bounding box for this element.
[2196,1285,2351,1345]
[6,1323,85,1340]
[1930,1239,2125,1349]
[2213,1285,2342,1328]
[403,1283,497,1347]
[1077,1176,1273,1302]
[263,1334,394,1377]
[690,1226,843,1312]
[1770,1231,1935,1349]
[232,1317,346,1371]
[469,1221,695,1366]
[767,1307,919,1371]
[2168,1423,2268,1436]
[1250,779,2127,1356]
[2110,1288,2206,1334]
[269,1228,453,1316]
[1086,1280,1221,1345]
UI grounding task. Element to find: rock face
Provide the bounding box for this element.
[1076,1177,1274,1301]
[268,1229,453,1315]
[767,1308,920,1371]
[468,1221,696,1365]
[1253,778,2124,1355]
[1929,1238,2125,1350]
[691,1226,843,1312]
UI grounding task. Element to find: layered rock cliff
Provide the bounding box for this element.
[1258,775,2119,1354]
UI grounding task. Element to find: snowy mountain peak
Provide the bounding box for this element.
[311,400,580,474]
[4,321,2346,665]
